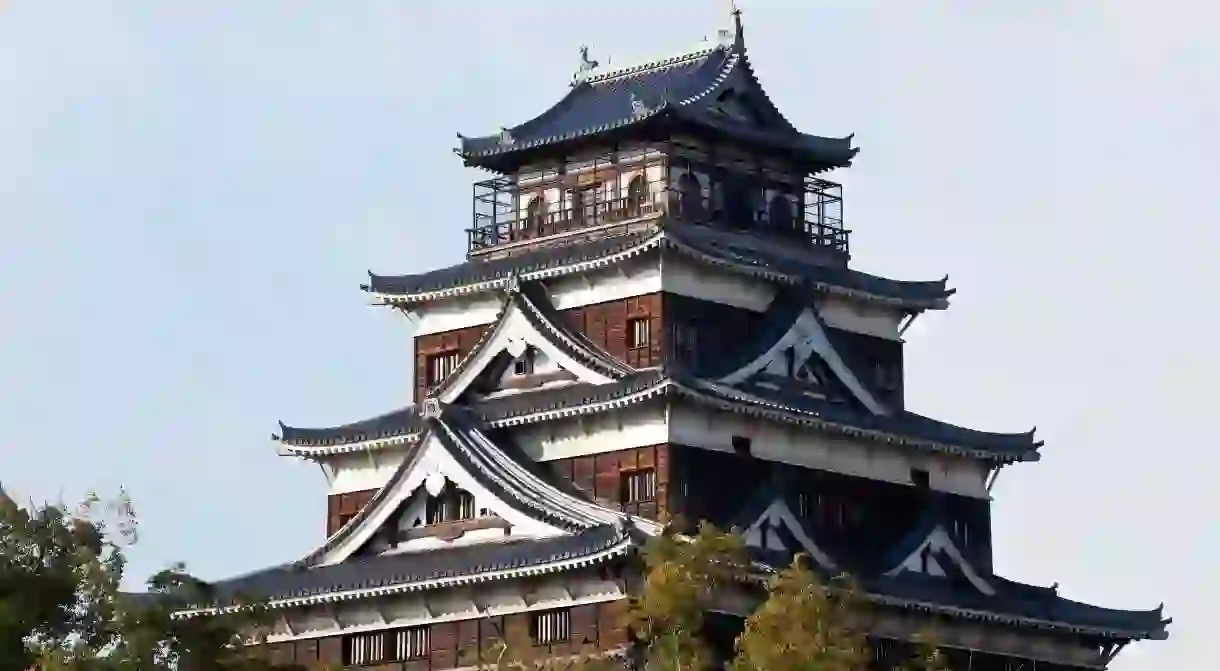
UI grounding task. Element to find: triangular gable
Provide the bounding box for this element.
[306,411,641,567]
[437,281,630,404]
[883,524,995,596]
[718,304,889,415]
[732,489,837,572]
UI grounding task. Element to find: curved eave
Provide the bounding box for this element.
[863,590,1170,642]
[173,527,637,617]
[363,229,953,311]
[476,374,1039,463]
[272,408,422,457]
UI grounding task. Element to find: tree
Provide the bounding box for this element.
[0,485,300,671]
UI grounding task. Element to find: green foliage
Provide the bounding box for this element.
[0,486,297,671]
[730,556,870,671]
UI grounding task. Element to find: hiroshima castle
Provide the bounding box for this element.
[183,9,1168,670]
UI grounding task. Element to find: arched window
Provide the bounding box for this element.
[767,193,794,233]
[520,196,543,238]
[676,171,703,220]
[627,175,647,216]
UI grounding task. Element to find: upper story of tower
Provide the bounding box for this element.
[455,12,857,263]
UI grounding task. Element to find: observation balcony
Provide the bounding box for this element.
[468,170,848,259]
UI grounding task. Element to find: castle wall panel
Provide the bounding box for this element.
[261,600,625,670]
[414,323,491,403]
[546,444,670,522]
[326,488,378,537]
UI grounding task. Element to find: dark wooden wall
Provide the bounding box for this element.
[258,599,627,670]
[563,293,664,369]
[546,444,670,522]
[667,444,993,574]
[414,324,489,403]
[824,326,905,410]
[326,489,377,537]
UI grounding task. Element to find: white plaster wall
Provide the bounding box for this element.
[546,259,662,311]
[660,254,775,311]
[667,405,990,498]
[411,295,502,337]
[817,296,905,341]
[506,402,988,499]
[327,447,410,495]
[512,404,669,462]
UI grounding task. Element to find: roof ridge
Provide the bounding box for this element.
[578,43,722,87]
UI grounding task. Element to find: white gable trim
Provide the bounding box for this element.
[884,525,995,596]
[740,498,837,571]
[718,307,888,416]
[439,298,616,404]
[312,432,566,567]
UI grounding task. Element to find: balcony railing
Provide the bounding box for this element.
[468,172,849,257]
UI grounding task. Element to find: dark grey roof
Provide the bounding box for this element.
[278,368,1036,463]
[686,376,1040,461]
[664,223,953,308]
[206,525,627,606]
[456,30,856,173]
[364,221,951,309]
[364,229,656,298]
[863,572,1169,640]
[275,406,419,447]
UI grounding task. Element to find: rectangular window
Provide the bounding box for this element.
[427,351,461,387]
[426,487,475,525]
[513,349,535,375]
[343,631,386,666]
[620,468,656,503]
[392,626,429,660]
[531,609,571,645]
[628,318,650,349]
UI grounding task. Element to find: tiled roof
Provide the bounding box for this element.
[276,369,1037,463]
[364,222,952,309]
[862,572,1170,640]
[456,31,856,172]
[195,525,630,608]
[274,406,420,450]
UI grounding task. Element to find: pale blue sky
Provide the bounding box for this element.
[1,2,1214,669]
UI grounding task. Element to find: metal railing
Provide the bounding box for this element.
[468,172,848,256]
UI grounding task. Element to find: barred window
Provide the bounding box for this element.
[426,486,475,525]
[628,318,650,349]
[531,609,571,645]
[620,468,656,503]
[343,631,385,666]
[393,626,429,660]
[427,351,460,386]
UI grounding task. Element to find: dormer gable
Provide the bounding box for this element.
[302,409,654,567]
[883,518,996,596]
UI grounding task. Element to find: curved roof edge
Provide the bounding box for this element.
[364,224,952,311]
[454,12,857,173]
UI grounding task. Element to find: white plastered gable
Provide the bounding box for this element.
[884,525,995,596]
[312,430,566,567]
[439,296,616,404]
[718,306,889,416]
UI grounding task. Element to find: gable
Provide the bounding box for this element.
[311,430,567,566]
[719,306,888,415]
[438,287,627,404]
[736,495,837,572]
[884,525,995,596]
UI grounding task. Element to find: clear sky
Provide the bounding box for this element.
[1,1,1213,668]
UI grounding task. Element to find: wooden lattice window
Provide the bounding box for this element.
[628,318,650,349]
[426,351,460,387]
[392,626,429,660]
[620,468,656,503]
[426,486,475,525]
[531,609,571,645]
